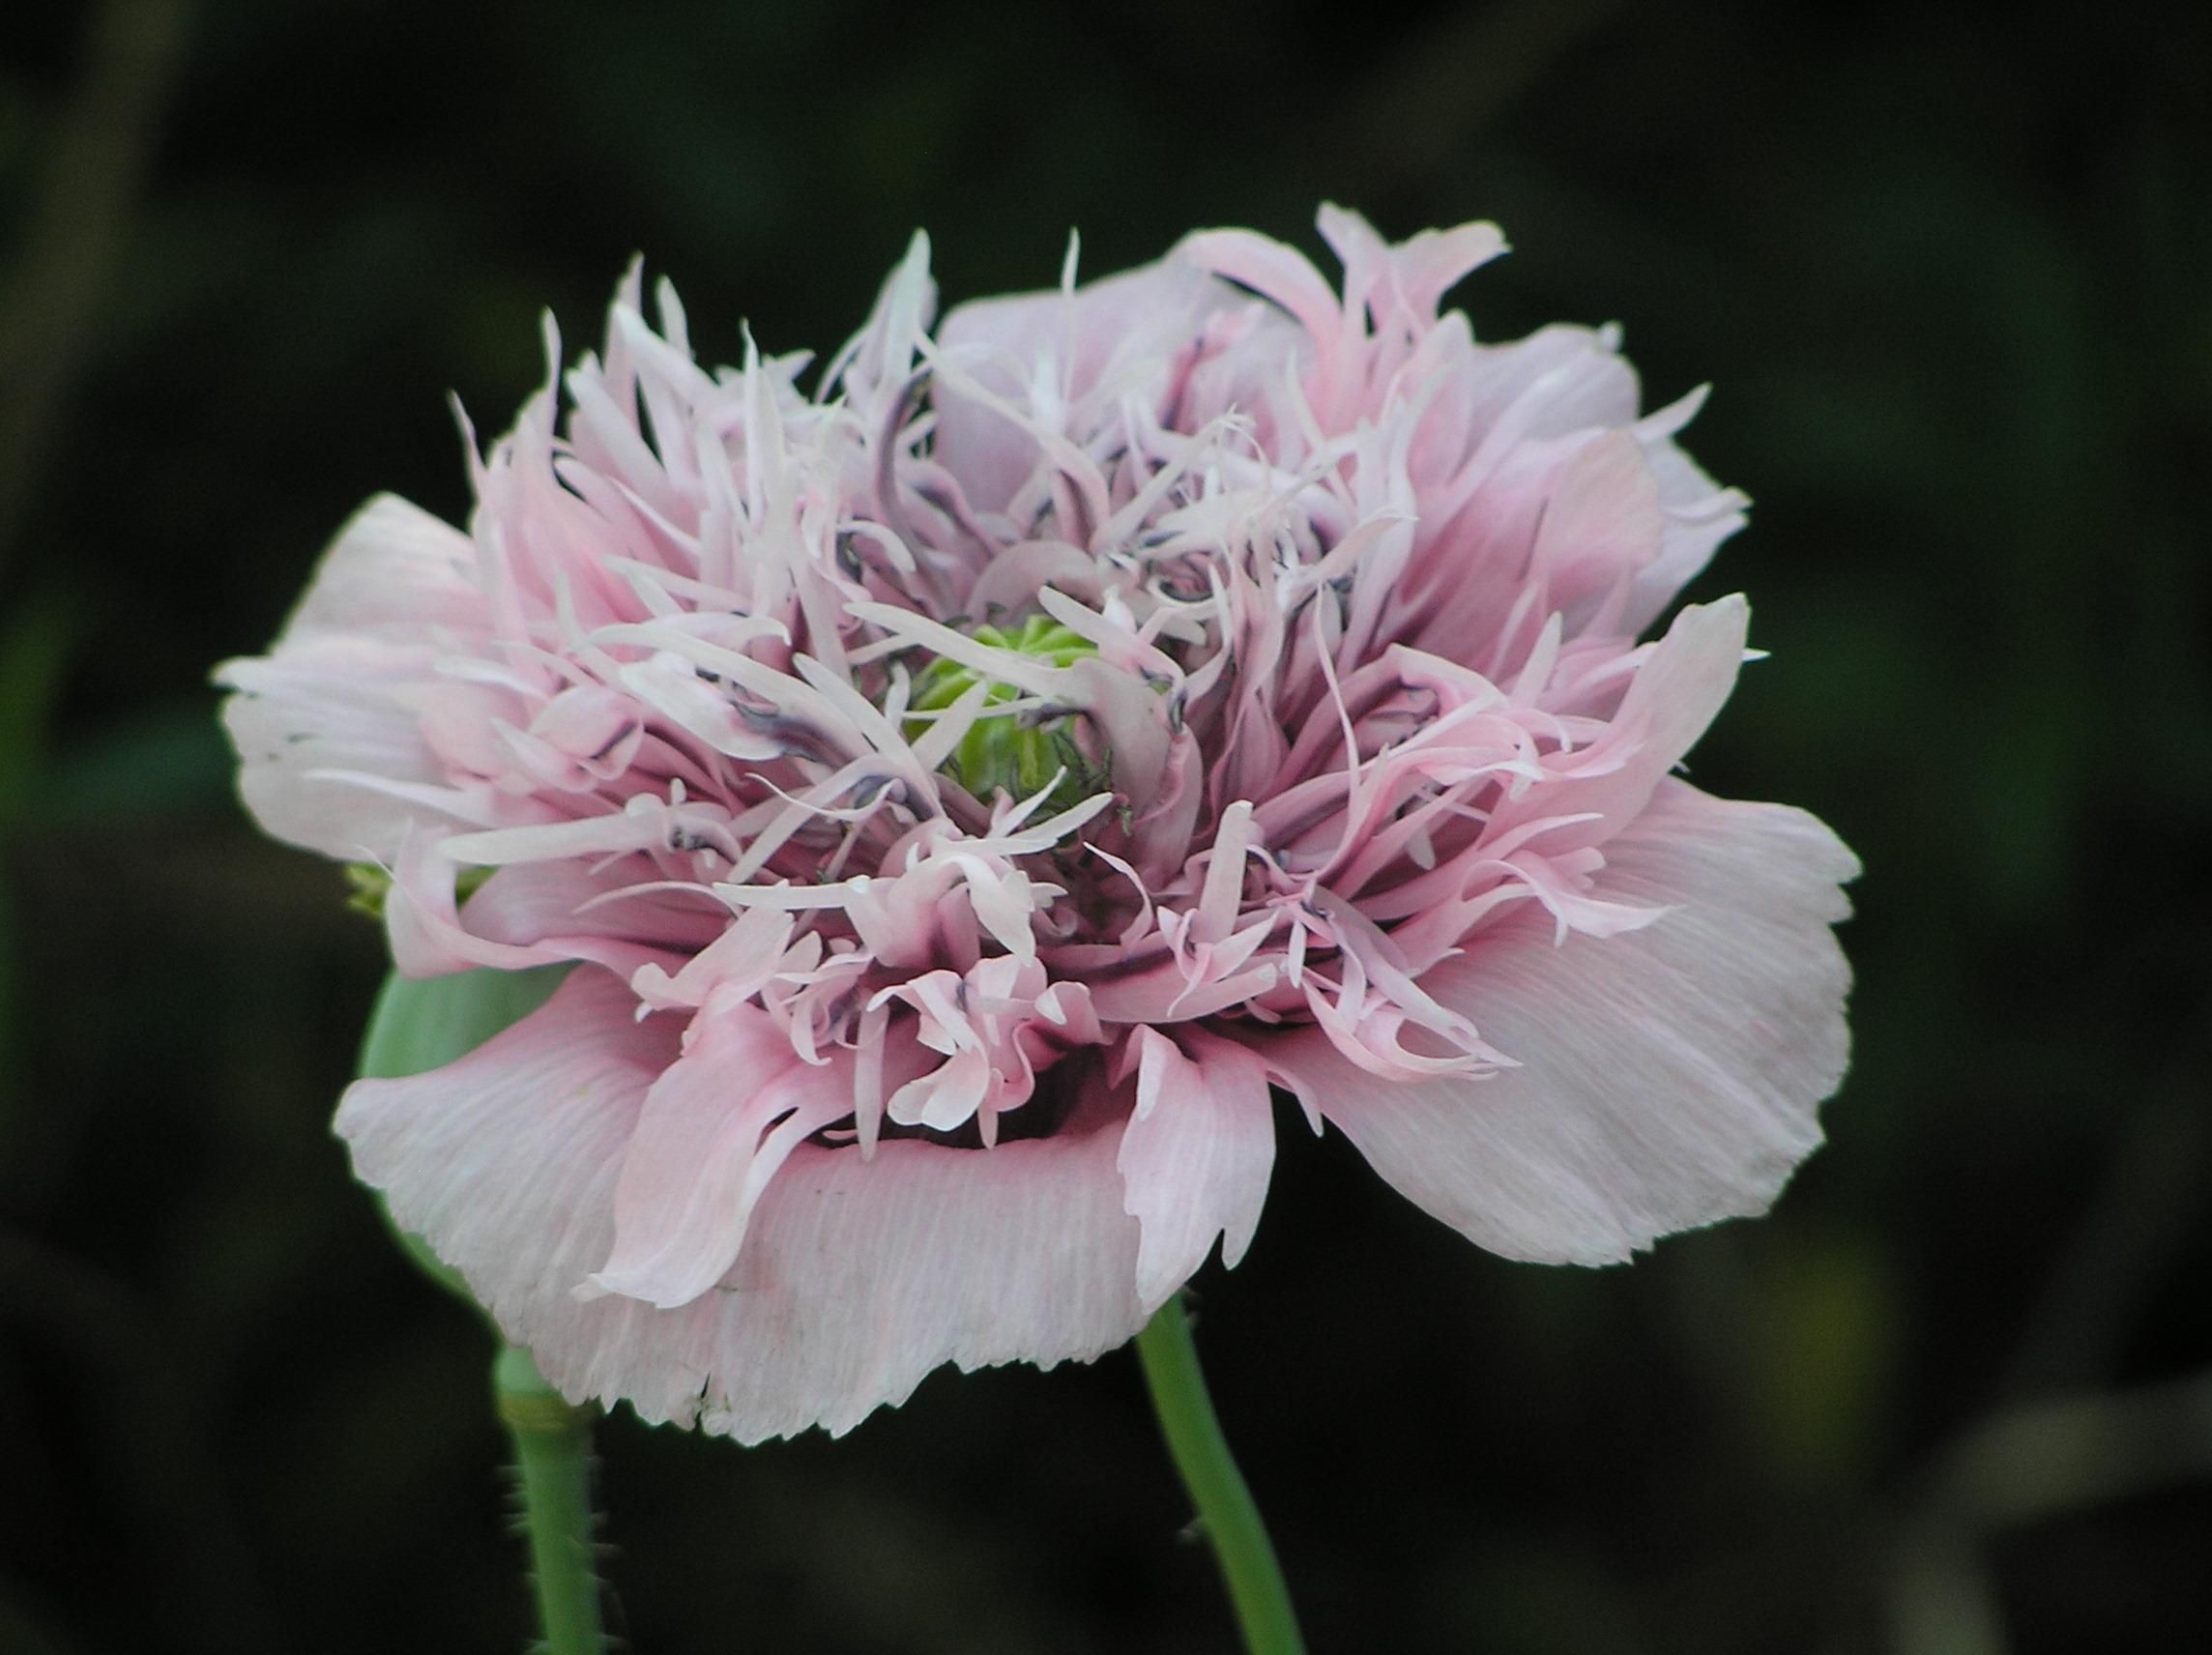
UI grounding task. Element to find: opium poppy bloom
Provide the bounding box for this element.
[218,208,1856,1440]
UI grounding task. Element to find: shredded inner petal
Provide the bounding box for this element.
[248,218,1746,1233]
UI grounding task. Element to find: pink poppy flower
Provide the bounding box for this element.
[218,207,1856,1441]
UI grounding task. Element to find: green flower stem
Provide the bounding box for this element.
[355,969,606,1655]
[493,1346,607,1655]
[1134,1295,1307,1655]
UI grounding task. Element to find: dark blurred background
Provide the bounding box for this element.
[3,1,2209,1650]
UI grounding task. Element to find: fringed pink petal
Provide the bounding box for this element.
[1118,1027,1277,1308]
[465,857,730,956]
[1486,595,1751,854]
[336,967,676,1301]
[219,640,458,861]
[385,829,684,981]
[234,207,1858,1439]
[933,255,1233,514]
[1263,781,1856,1264]
[341,972,1147,1442]
[587,1001,847,1308]
[1528,430,1667,628]
[214,496,492,858]
[682,1108,1147,1439]
[285,493,484,637]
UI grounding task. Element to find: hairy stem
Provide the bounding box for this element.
[1134,1295,1307,1655]
[493,1346,607,1655]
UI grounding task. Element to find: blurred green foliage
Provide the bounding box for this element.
[2,1,2207,1651]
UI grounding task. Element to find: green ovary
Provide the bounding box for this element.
[906,615,1104,813]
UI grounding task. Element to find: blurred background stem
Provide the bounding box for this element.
[1134,1295,1306,1655]
[0,0,189,577]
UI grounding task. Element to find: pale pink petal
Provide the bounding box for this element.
[219,640,454,860]
[1177,227,1344,356]
[1466,323,1643,439]
[1529,430,1666,626]
[933,256,1235,512]
[340,972,1147,1441]
[461,858,727,954]
[384,831,686,982]
[1263,781,1856,1264]
[285,493,482,636]
[1624,390,1748,633]
[215,497,487,859]
[1381,220,1510,322]
[241,214,1859,1443]
[684,1109,1146,1438]
[336,969,677,1303]
[1117,1028,1277,1308]
[1487,595,1750,853]
[1315,204,1507,346]
[585,1002,838,1308]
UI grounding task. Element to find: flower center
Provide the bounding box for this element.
[907,615,1106,812]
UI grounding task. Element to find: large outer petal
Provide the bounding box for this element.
[336,969,1150,1441]
[217,495,484,859]
[1265,781,1857,1264]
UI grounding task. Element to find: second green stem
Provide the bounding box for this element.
[494,1346,607,1655]
[1134,1294,1307,1655]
